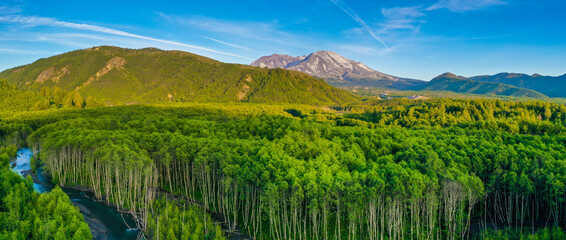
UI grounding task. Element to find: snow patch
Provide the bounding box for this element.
[358,63,373,72]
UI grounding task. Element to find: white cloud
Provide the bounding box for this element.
[427,0,506,12]
[378,19,425,35]
[0,6,21,14]
[0,47,49,55]
[334,43,402,57]
[158,13,294,46]
[378,44,405,56]
[377,0,505,47]
[157,13,324,55]
[0,15,253,60]
[333,44,380,56]
[379,6,425,35]
[329,0,389,48]
[382,6,425,19]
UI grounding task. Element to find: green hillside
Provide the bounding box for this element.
[0,79,52,111]
[0,46,359,106]
[421,73,547,98]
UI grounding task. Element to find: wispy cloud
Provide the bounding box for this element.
[379,6,425,35]
[427,0,506,12]
[334,43,401,57]
[0,6,21,14]
[0,15,253,60]
[378,44,403,56]
[0,47,50,55]
[0,32,136,45]
[382,6,425,19]
[329,0,389,48]
[157,13,323,54]
[201,36,250,50]
[333,44,380,56]
[158,13,294,46]
[376,0,506,51]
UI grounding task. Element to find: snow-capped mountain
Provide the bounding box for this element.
[251,50,424,89]
[252,54,306,69]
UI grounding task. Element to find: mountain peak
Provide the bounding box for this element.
[307,50,353,68]
[433,72,463,80]
[311,50,340,57]
[312,50,335,54]
[268,53,292,58]
[251,53,305,69]
[251,50,424,89]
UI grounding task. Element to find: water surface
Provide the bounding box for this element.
[12,148,141,240]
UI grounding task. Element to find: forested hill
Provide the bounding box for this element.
[0,46,359,105]
[421,73,548,98]
[0,80,51,111]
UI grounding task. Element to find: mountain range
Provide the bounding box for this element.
[252,51,565,99]
[0,46,359,105]
[423,73,547,98]
[469,73,566,98]
[1,46,563,108]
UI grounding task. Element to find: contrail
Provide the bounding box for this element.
[0,15,254,60]
[330,0,389,48]
[202,36,250,50]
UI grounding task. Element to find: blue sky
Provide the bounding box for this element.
[0,0,565,80]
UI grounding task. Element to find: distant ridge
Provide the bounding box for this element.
[422,72,548,98]
[469,72,566,98]
[0,46,360,105]
[251,51,425,90]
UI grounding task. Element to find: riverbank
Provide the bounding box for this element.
[11,148,140,240]
[14,148,250,240]
[24,168,112,239]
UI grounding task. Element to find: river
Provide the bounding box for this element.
[11,148,141,240]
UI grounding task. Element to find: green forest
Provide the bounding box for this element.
[2,93,566,239]
[0,143,92,239]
